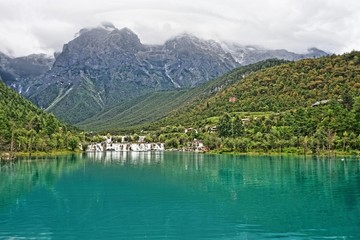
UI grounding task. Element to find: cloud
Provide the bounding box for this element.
[0,0,359,56]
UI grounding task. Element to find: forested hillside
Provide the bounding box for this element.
[0,81,81,154]
[151,51,360,154]
[157,51,360,127]
[206,52,360,112]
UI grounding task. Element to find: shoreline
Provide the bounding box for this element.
[2,149,359,161]
[1,150,82,159]
[207,149,360,158]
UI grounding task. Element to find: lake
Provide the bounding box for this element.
[0,152,359,239]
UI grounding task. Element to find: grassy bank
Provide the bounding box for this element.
[4,150,83,158]
[208,148,360,158]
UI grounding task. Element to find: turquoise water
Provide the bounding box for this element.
[0,152,359,239]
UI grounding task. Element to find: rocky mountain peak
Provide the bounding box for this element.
[172,33,200,42]
[71,24,141,49]
[54,25,144,69]
[100,21,116,30]
[306,47,328,57]
[165,33,207,50]
[0,52,11,66]
[164,33,229,59]
[107,27,144,51]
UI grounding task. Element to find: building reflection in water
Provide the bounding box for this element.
[85,151,164,165]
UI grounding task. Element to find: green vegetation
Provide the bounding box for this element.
[3,50,360,156]
[148,51,360,155]
[77,59,287,132]
[77,90,190,131]
[0,81,83,156]
[210,100,360,154]
[157,52,360,126]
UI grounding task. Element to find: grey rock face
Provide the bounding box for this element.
[161,34,239,88]
[0,52,54,95]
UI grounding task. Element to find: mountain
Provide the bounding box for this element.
[153,51,360,128]
[221,43,328,65]
[77,59,287,132]
[3,24,328,125]
[0,80,80,153]
[160,34,239,88]
[26,25,241,124]
[0,53,54,96]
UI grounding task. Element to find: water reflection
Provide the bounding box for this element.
[85,151,164,165]
[0,153,359,239]
[152,153,360,238]
[0,154,84,209]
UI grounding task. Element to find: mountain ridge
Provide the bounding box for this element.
[0,53,54,95]
[1,24,328,125]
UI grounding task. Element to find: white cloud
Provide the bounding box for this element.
[0,0,359,56]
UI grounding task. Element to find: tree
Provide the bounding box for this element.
[68,136,78,151]
[165,138,179,148]
[36,137,47,152]
[341,88,354,110]
[144,135,153,143]
[27,129,36,154]
[45,114,59,135]
[232,115,244,137]
[218,113,232,137]
[353,97,360,132]
[131,134,139,142]
[342,131,349,151]
[202,134,221,150]
[177,133,189,146]
[300,136,309,155]
[348,132,359,150]
[314,128,327,151]
[326,130,336,154]
[234,138,250,152]
[223,138,235,151]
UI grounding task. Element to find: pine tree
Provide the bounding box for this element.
[232,115,244,137]
[218,113,232,137]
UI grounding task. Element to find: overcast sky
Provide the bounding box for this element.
[0,0,359,57]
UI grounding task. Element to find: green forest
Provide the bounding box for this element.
[147,51,360,155]
[0,81,82,155]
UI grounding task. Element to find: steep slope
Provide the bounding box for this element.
[77,59,288,131]
[155,51,360,127]
[0,80,79,153]
[27,25,239,124]
[0,53,54,95]
[160,34,238,87]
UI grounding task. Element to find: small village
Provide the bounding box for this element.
[86,135,207,152]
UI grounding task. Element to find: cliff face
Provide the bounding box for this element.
[0,52,54,96]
